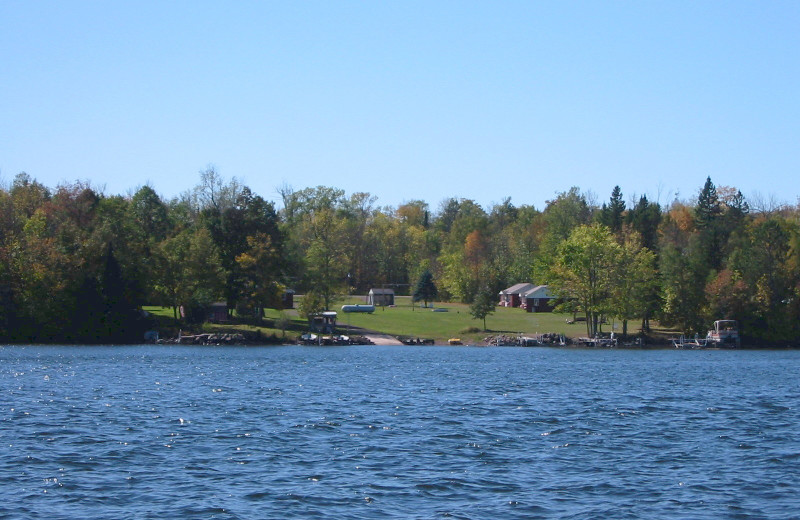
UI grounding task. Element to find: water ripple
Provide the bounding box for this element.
[2,346,800,518]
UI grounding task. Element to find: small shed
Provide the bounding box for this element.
[309,311,337,334]
[499,283,534,307]
[282,289,295,309]
[206,302,229,323]
[521,285,555,313]
[368,288,395,306]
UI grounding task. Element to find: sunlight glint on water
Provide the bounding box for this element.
[1,345,799,519]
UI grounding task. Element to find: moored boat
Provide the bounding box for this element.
[706,320,740,347]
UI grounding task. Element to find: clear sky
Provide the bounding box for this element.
[2,1,799,211]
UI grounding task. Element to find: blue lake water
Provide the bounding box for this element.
[1,345,799,519]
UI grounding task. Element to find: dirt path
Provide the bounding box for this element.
[363,334,404,345]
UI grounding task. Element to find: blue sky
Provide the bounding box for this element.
[2,1,799,211]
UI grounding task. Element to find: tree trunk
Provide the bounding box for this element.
[585,312,591,337]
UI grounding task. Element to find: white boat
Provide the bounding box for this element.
[519,336,541,346]
[706,320,740,347]
[300,333,318,344]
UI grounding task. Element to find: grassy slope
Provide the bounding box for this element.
[333,296,585,343]
[334,297,681,345]
[144,306,304,341]
[148,296,655,344]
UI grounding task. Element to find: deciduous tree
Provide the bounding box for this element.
[549,223,620,337]
[470,283,496,331]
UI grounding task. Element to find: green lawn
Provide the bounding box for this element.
[295,296,633,344]
[144,305,305,341]
[145,296,656,345]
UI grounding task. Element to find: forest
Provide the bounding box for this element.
[0,168,798,344]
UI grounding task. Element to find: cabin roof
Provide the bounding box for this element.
[499,283,534,295]
[369,288,395,295]
[522,285,553,298]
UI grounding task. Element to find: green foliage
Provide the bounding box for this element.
[197,184,286,319]
[439,248,477,303]
[598,186,625,233]
[303,208,347,310]
[626,195,661,251]
[658,238,709,334]
[153,227,225,319]
[275,311,291,338]
[549,223,620,337]
[130,185,169,241]
[297,291,325,318]
[1,171,799,345]
[724,217,797,341]
[412,269,438,308]
[542,187,591,250]
[469,284,496,331]
[696,176,721,230]
[608,232,658,335]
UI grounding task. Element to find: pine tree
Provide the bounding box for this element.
[626,195,661,251]
[695,176,721,230]
[695,176,724,270]
[599,186,625,233]
[412,270,438,308]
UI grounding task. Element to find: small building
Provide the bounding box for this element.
[282,289,295,309]
[520,285,556,313]
[498,283,535,307]
[368,288,395,306]
[309,311,337,334]
[206,302,229,323]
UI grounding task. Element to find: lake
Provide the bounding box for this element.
[1,345,799,519]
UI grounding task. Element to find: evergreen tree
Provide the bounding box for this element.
[695,176,724,270]
[721,189,750,239]
[599,186,625,233]
[626,195,662,251]
[412,269,438,308]
[695,176,721,230]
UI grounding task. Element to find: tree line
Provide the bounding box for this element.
[0,168,798,343]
